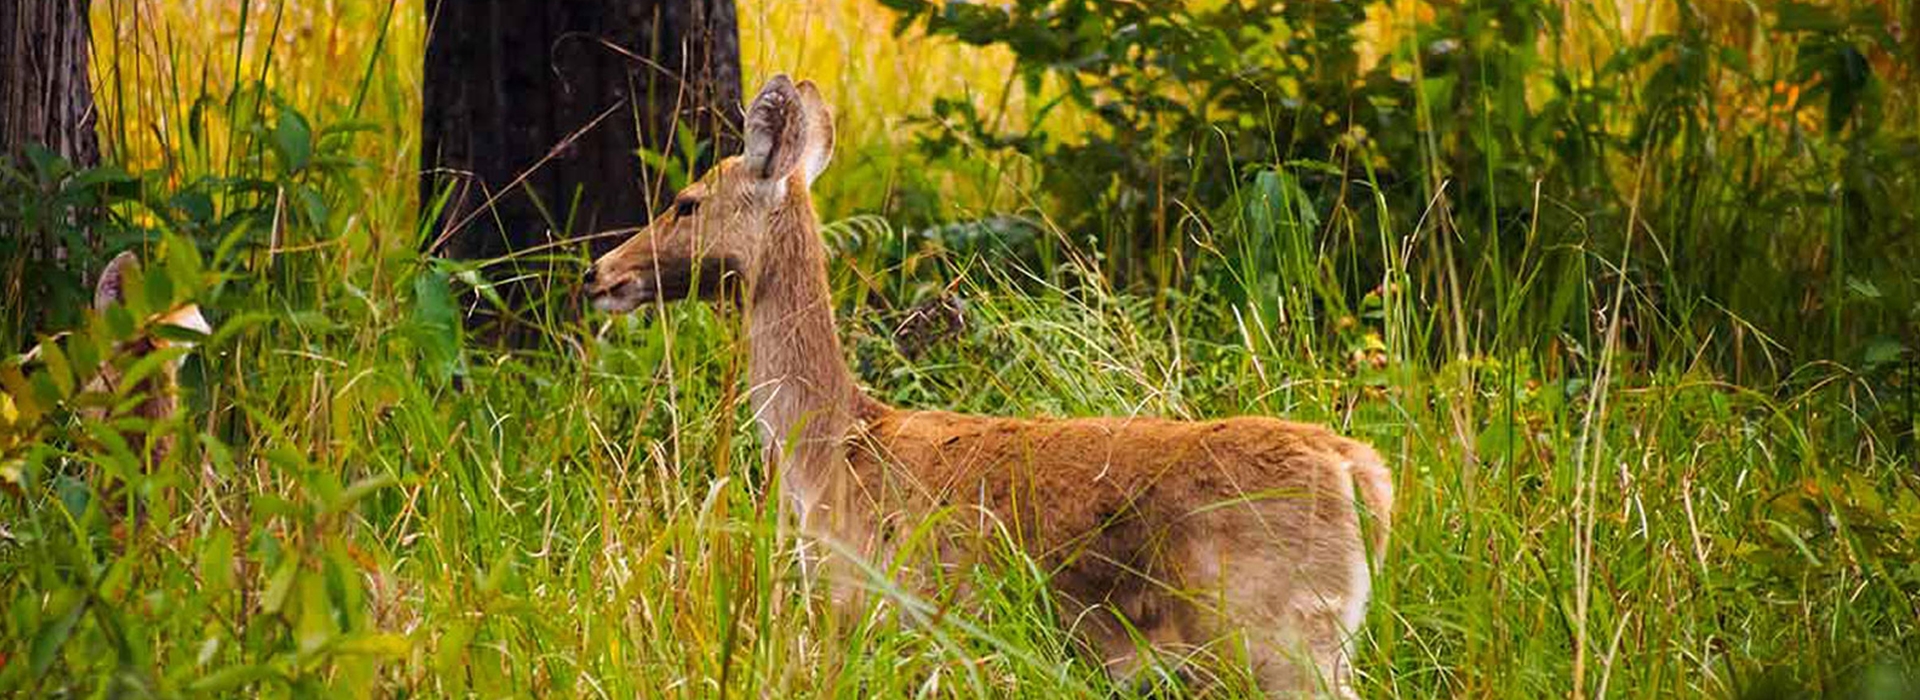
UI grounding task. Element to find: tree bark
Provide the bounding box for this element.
[1,0,99,337]
[0,0,98,171]
[421,0,741,268]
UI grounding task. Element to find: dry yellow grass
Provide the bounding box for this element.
[86,2,1024,171]
[90,0,422,171]
[741,0,1028,153]
[88,0,1044,228]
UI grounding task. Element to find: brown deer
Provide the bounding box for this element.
[82,251,208,469]
[585,75,1393,697]
[18,252,209,521]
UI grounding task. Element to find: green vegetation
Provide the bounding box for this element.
[3,0,1917,697]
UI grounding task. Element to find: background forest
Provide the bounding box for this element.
[2,0,1918,697]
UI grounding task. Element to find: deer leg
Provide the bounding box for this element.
[1199,532,1363,699]
[1065,596,1193,692]
[1218,587,1360,699]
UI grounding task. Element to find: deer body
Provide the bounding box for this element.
[588,76,1392,697]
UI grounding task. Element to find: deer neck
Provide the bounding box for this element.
[745,187,864,504]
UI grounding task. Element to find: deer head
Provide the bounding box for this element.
[585,75,835,313]
[93,251,211,346]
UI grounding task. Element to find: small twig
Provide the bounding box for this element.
[427,98,629,256]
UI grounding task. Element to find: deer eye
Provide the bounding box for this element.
[674,198,699,217]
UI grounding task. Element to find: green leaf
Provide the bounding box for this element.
[262,556,299,615]
[1863,338,1906,368]
[634,146,690,192]
[1476,417,1519,464]
[161,243,208,287]
[103,305,136,341]
[29,371,63,411]
[144,268,175,313]
[409,267,459,383]
[115,258,150,319]
[24,144,66,183]
[434,620,472,684]
[152,323,209,346]
[324,473,397,516]
[295,574,334,655]
[34,339,73,399]
[99,557,135,602]
[187,93,217,146]
[115,347,189,400]
[69,165,138,196]
[334,633,411,658]
[297,184,329,229]
[202,530,236,598]
[171,190,216,225]
[1,363,41,424]
[201,433,235,480]
[253,494,299,519]
[29,592,85,677]
[272,109,313,173]
[452,267,506,311]
[266,444,310,472]
[63,330,98,382]
[283,310,346,335]
[209,312,273,348]
[53,473,91,520]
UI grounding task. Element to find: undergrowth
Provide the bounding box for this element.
[1,0,1917,698]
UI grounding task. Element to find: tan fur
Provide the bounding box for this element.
[588,76,1393,698]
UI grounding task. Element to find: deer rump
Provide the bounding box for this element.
[841,408,1391,679]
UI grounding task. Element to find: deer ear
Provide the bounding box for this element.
[95,251,139,311]
[795,80,835,187]
[742,75,806,184]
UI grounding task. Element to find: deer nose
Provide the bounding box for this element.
[582,265,598,287]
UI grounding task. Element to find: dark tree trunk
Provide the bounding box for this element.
[0,0,97,170]
[1,0,99,337]
[421,0,741,270]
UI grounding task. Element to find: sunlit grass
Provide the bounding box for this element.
[88,0,1052,229]
[742,0,1031,148]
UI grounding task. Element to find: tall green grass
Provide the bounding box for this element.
[1,0,1916,698]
